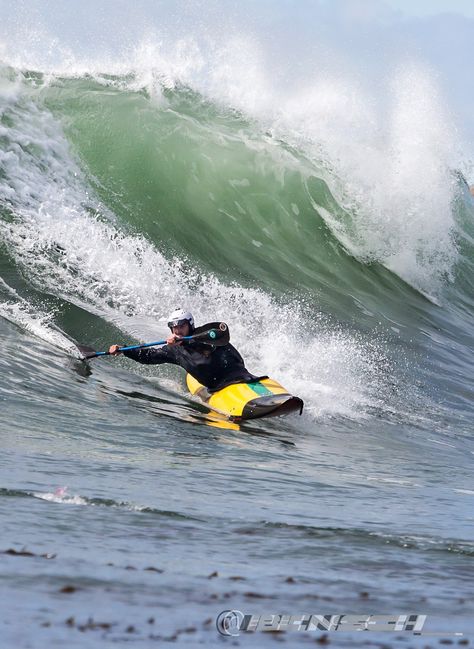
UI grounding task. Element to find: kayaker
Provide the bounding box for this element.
[108,308,258,391]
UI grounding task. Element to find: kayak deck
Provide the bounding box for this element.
[186,374,304,421]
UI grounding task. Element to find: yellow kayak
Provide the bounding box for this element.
[186,374,304,421]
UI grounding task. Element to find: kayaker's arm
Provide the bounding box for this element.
[108,344,178,365]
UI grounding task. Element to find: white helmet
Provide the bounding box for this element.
[167,308,195,331]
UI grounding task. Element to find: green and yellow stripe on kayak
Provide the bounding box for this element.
[186,374,304,421]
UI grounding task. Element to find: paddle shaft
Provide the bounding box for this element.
[92,335,194,358]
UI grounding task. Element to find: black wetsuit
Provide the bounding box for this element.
[123,323,257,391]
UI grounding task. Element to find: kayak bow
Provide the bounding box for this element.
[187,374,304,421]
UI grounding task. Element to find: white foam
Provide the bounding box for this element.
[33,487,88,506]
[0,278,77,354]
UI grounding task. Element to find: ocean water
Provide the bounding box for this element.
[1,3,474,647]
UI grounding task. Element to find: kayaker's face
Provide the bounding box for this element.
[171,321,191,337]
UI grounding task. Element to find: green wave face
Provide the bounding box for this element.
[40,72,474,305]
[40,76,354,294]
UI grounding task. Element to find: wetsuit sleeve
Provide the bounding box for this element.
[123,344,178,365]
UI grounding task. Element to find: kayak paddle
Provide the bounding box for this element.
[78,322,229,361]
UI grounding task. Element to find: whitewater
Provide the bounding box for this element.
[1,2,473,646]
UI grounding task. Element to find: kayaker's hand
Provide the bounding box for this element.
[108,344,122,355]
[166,334,183,345]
